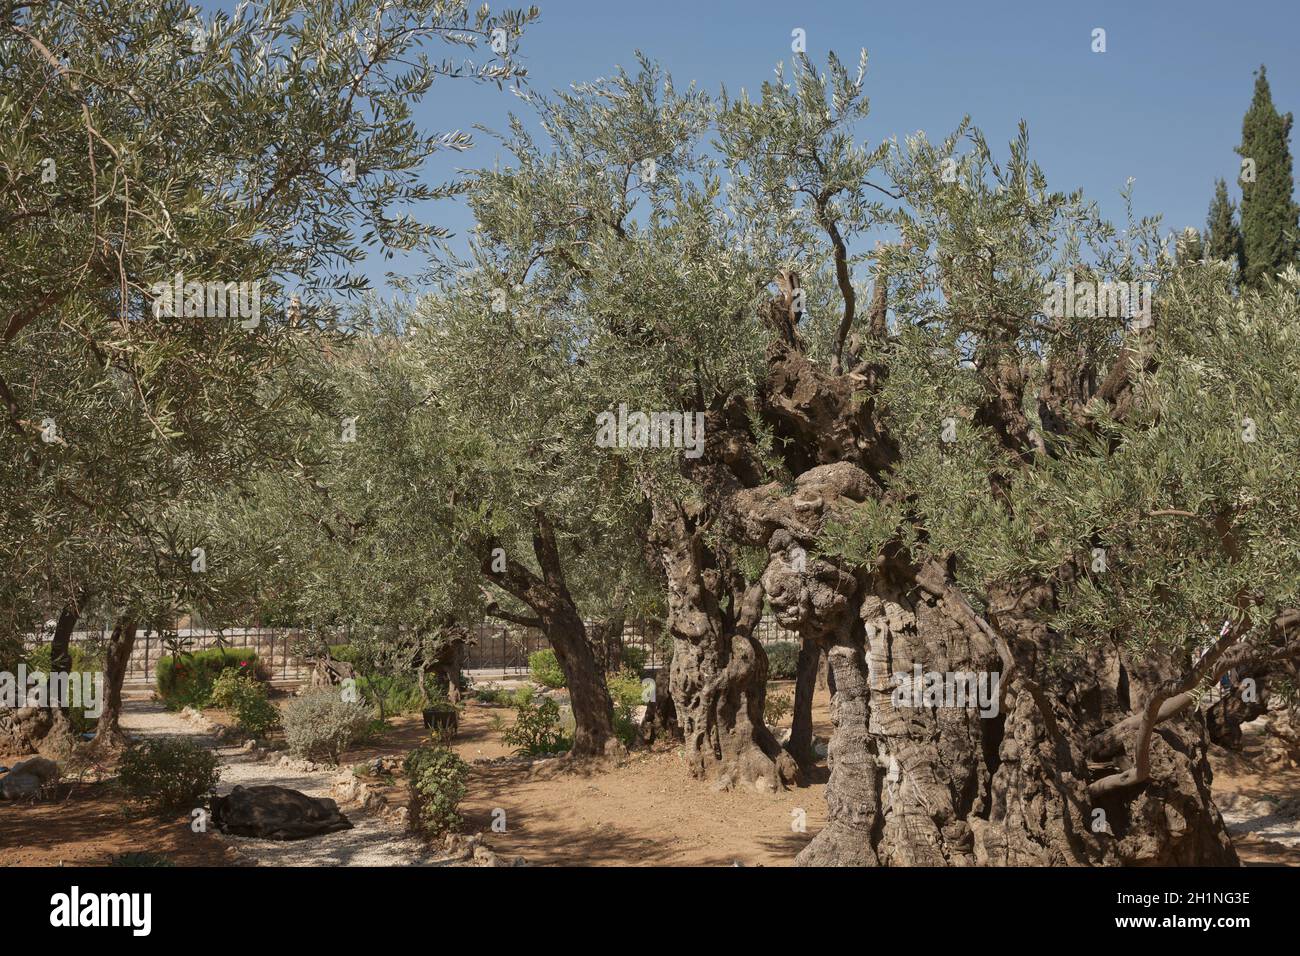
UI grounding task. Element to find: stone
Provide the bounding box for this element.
[0,755,60,800]
[210,784,353,840]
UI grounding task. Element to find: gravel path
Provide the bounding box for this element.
[120,698,444,867]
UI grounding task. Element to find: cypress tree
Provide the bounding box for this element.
[1205,178,1243,269]
[1236,66,1299,288]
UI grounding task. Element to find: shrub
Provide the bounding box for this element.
[528,649,565,688]
[24,642,102,674]
[404,745,469,836]
[211,671,279,737]
[619,644,648,674]
[765,641,801,680]
[117,738,221,814]
[607,667,647,747]
[282,688,373,762]
[474,685,509,705]
[358,673,426,718]
[511,685,535,708]
[156,647,260,710]
[208,667,247,709]
[764,691,793,725]
[502,697,571,756]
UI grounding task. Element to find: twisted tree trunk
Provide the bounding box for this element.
[654,500,798,791]
[95,613,138,748]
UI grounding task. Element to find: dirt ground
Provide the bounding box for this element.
[446,680,831,866]
[1209,734,1300,866]
[3,680,1297,867]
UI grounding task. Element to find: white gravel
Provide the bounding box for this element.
[120,699,445,866]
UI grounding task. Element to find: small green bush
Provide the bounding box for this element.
[607,667,647,747]
[619,644,648,674]
[282,688,373,762]
[765,641,801,680]
[511,685,535,708]
[359,673,426,718]
[528,649,565,689]
[502,697,571,756]
[764,691,793,725]
[404,745,469,836]
[211,671,279,737]
[117,738,221,814]
[156,647,261,710]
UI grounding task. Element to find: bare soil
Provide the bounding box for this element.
[4,680,1296,867]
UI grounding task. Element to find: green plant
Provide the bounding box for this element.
[358,673,428,718]
[282,688,374,762]
[155,647,261,710]
[211,672,280,737]
[116,739,220,815]
[404,745,469,836]
[502,697,571,756]
[606,666,646,747]
[511,685,536,708]
[528,649,566,689]
[619,644,648,674]
[208,668,247,709]
[765,642,801,680]
[764,691,793,725]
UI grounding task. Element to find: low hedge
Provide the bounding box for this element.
[765,641,801,680]
[156,647,261,710]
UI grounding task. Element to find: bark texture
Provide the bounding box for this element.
[95,614,138,747]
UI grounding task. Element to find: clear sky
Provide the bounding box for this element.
[218,0,1300,290]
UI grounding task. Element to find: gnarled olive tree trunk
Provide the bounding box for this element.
[95,613,138,747]
[742,453,1235,865]
[654,499,797,791]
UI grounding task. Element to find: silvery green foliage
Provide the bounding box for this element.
[283,687,373,762]
[453,47,1300,673]
[0,0,534,634]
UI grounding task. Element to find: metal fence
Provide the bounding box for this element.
[462,616,801,675]
[24,617,803,685]
[22,626,310,686]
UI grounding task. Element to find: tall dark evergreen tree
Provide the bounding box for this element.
[1236,66,1299,288]
[1205,178,1244,277]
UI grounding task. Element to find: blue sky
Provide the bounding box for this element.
[220,0,1300,290]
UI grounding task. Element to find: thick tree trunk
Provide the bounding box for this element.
[94,614,137,747]
[483,512,617,758]
[748,464,1236,866]
[786,637,820,769]
[655,502,798,791]
[544,606,616,756]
